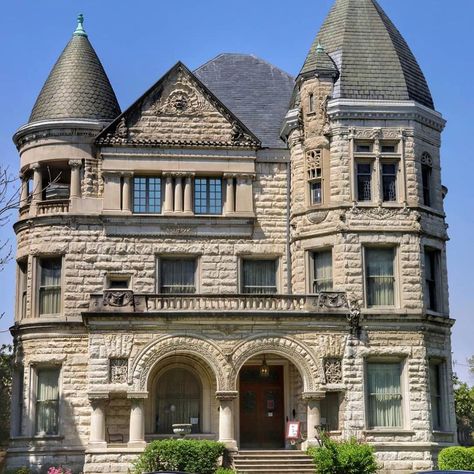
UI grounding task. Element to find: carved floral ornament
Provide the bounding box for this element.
[324,358,342,384]
[110,358,128,384]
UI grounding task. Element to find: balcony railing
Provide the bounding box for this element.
[87,290,350,314]
[37,199,70,215]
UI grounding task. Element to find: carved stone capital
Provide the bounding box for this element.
[302,391,326,401]
[216,390,239,401]
[68,159,82,169]
[127,391,149,400]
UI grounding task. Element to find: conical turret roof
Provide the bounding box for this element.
[29,15,121,124]
[300,0,434,109]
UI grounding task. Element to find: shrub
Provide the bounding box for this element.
[4,468,31,474]
[438,446,474,470]
[132,439,226,474]
[215,469,235,474]
[308,435,378,474]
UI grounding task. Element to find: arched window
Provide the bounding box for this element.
[155,368,201,434]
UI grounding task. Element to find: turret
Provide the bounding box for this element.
[13,15,120,218]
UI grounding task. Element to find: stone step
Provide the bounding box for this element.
[233,450,314,474]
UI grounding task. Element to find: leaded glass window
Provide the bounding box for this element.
[36,368,60,435]
[382,163,397,202]
[39,258,61,315]
[133,177,161,213]
[194,178,222,215]
[242,259,277,294]
[367,363,402,428]
[365,248,395,306]
[357,163,372,201]
[160,259,196,294]
[312,250,333,292]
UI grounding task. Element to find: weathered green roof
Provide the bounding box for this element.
[301,0,434,109]
[29,16,120,123]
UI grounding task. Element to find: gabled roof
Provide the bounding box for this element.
[29,15,120,124]
[96,62,260,148]
[301,0,434,109]
[195,54,295,149]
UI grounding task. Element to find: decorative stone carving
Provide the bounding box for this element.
[110,358,128,384]
[116,118,128,139]
[421,152,433,166]
[104,334,134,358]
[324,358,342,384]
[347,300,362,337]
[162,225,193,235]
[306,211,329,225]
[103,290,134,308]
[318,292,349,309]
[347,204,412,221]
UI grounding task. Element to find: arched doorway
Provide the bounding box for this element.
[156,367,202,434]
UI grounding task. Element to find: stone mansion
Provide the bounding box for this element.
[7,0,455,472]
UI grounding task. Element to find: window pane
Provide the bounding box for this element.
[367,363,402,428]
[36,368,59,435]
[39,258,61,315]
[382,164,397,202]
[422,165,431,206]
[242,260,277,294]
[156,368,201,434]
[430,363,442,430]
[160,259,196,294]
[194,178,222,215]
[425,250,438,311]
[313,250,333,292]
[310,181,322,204]
[133,177,161,213]
[366,248,394,306]
[357,163,372,201]
[320,392,341,431]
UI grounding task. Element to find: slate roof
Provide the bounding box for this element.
[195,54,294,149]
[29,29,120,123]
[301,0,434,109]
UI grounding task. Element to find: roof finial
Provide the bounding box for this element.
[74,13,88,37]
[316,41,325,53]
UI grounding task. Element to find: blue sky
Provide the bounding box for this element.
[0,0,473,381]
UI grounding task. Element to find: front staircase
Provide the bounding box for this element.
[233,450,315,474]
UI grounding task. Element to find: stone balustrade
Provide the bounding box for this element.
[87,290,350,314]
[36,199,70,215]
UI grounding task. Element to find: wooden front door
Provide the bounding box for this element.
[239,365,285,449]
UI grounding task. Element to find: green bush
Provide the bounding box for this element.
[132,439,226,474]
[438,446,474,470]
[4,468,31,474]
[214,469,235,474]
[308,435,378,474]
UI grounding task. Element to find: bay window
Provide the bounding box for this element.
[242,259,277,294]
[133,176,162,213]
[367,362,402,428]
[38,257,62,315]
[365,247,395,306]
[194,178,222,215]
[311,250,333,292]
[35,368,60,435]
[159,258,196,294]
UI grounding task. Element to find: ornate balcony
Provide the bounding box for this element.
[37,199,70,215]
[87,290,351,315]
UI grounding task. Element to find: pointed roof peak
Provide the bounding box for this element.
[28,17,120,124]
[300,0,434,109]
[73,13,87,37]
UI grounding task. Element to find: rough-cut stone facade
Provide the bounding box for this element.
[7,5,456,474]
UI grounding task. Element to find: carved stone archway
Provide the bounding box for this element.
[130,335,230,392]
[230,335,321,391]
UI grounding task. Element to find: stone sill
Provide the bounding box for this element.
[433,430,455,436]
[362,430,415,436]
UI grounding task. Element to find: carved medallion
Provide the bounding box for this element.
[324,358,342,384]
[110,358,128,384]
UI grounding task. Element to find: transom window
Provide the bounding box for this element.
[133,176,162,213]
[159,259,196,294]
[357,163,372,201]
[381,163,397,202]
[365,248,395,307]
[356,144,372,153]
[36,368,60,435]
[38,257,62,315]
[242,259,277,294]
[194,178,222,215]
[367,362,402,428]
[311,250,333,293]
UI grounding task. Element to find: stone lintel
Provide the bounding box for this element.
[127,391,148,400]
[88,391,110,401]
[302,391,326,401]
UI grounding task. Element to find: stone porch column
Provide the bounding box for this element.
[31,163,42,203]
[174,175,183,212]
[164,174,174,213]
[216,391,238,450]
[122,172,132,213]
[128,392,148,447]
[69,160,82,198]
[183,174,193,214]
[303,391,325,448]
[88,394,108,447]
